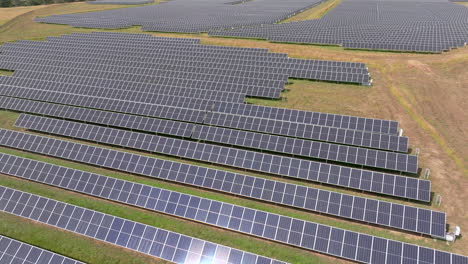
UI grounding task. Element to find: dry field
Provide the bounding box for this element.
[0,1,467,263]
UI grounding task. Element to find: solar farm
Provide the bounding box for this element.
[0,1,467,264]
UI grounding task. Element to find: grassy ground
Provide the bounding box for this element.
[281,0,342,23]
[0,5,45,26]
[0,2,467,264]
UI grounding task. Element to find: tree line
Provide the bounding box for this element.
[1,0,85,8]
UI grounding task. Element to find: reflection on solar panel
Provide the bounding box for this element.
[0,129,441,236]
[15,114,428,202]
[0,186,287,264]
[0,236,84,264]
[1,187,466,264]
[0,32,371,87]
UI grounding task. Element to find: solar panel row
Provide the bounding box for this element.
[0,76,245,104]
[0,186,287,264]
[0,235,84,264]
[0,86,406,153]
[15,113,428,202]
[0,128,439,236]
[1,187,466,264]
[0,153,456,264]
[64,32,201,43]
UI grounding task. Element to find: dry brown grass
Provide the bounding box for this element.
[0,69,14,76]
[281,0,342,23]
[1,1,467,260]
[0,5,46,25]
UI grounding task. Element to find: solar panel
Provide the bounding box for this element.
[0,186,287,264]
[14,114,429,202]
[1,186,466,264]
[0,235,84,264]
[0,129,441,237]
